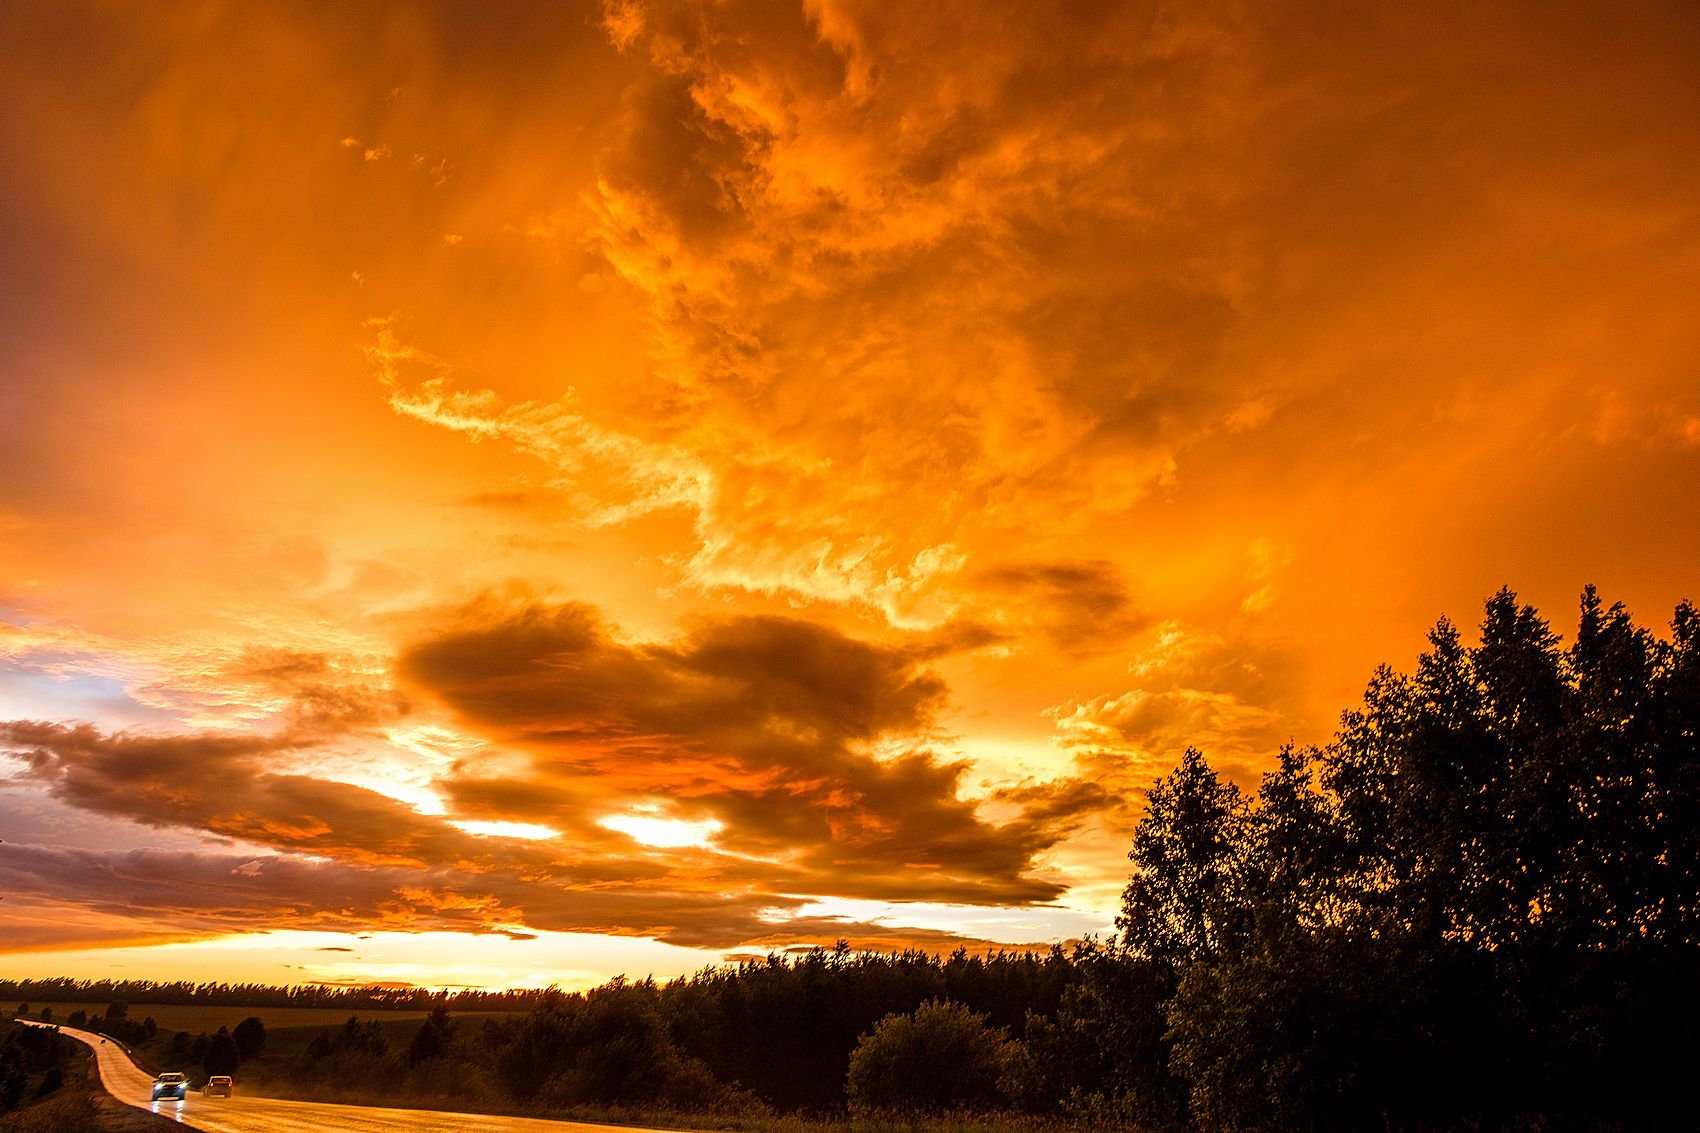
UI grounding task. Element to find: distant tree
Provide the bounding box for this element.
[142,1016,158,1040]
[65,1011,86,1029]
[203,1028,240,1078]
[105,1001,128,1021]
[845,999,1013,1115]
[492,982,751,1113]
[36,1008,51,1024]
[406,1007,453,1067]
[13,1005,25,1020]
[300,1017,389,1063]
[232,1016,265,1060]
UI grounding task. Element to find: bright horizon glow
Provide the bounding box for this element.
[449,820,562,841]
[0,929,724,992]
[598,811,725,849]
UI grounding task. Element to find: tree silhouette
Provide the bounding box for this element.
[1120,588,1700,1130]
[232,1016,265,1060]
[203,1028,240,1079]
[406,1006,453,1067]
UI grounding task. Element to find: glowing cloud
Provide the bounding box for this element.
[599,809,724,849]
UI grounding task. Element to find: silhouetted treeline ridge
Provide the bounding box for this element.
[0,977,545,1012]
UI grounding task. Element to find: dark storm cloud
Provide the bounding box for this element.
[402,600,1098,904]
[979,560,1147,653]
[0,597,1112,945]
[0,839,795,950]
[1,719,521,867]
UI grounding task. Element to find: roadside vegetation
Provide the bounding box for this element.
[0,1020,175,1133]
[11,588,1697,1131]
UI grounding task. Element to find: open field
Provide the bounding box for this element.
[17,1003,523,1084]
[18,1003,517,1038]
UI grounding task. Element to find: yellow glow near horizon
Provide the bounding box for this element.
[598,810,724,849]
[0,929,723,992]
[449,819,561,841]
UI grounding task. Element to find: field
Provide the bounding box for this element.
[21,1003,513,1037]
[20,1003,520,1079]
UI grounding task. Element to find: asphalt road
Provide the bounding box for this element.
[23,1022,680,1133]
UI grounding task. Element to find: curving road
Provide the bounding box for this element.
[23,1022,681,1133]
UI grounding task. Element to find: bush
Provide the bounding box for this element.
[0,1090,98,1133]
[232,1017,265,1060]
[203,1029,240,1078]
[846,999,1014,1115]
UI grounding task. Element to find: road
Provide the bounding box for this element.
[22,1022,681,1133]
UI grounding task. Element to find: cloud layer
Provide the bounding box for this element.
[1,0,1697,982]
[2,602,1102,952]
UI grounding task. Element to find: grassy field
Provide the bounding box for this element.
[20,1003,515,1038]
[19,1003,520,1083]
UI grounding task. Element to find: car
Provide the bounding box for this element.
[205,1075,233,1098]
[151,1072,188,1101]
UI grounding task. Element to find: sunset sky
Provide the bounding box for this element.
[2,0,1698,991]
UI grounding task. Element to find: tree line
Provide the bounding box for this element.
[0,978,543,1013]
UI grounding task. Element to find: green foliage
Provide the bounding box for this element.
[845,1000,1013,1115]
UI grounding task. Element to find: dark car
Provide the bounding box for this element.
[205,1075,233,1098]
[151,1072,188,1101]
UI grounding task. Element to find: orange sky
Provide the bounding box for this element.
[2,0,1698,990]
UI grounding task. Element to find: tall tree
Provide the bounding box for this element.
[1118,748,1249,969]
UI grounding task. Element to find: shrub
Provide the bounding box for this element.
[232,1017,265,1060]
[846,999,1014,1115]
